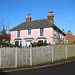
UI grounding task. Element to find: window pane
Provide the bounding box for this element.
[28,29,31,35]
[17,30,20,37]
[40,28,44,36]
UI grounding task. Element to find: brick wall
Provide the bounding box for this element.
[65,30,75,44]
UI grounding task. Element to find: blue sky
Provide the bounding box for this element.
[0,0,75,34]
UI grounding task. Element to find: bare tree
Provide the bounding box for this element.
[53,28,64,44]
[0,18,10,35]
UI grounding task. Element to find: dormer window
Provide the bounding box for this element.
[17,30,20,38]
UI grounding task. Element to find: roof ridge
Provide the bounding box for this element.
[22,19,46,23]
[10,19,47,31]
[23,19,46,23]
[31,19,46,22]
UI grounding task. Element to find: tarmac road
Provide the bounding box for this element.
[0,61,75,75]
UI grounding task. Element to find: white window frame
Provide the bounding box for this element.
[14,40,22,46]
[27,29,31,36]
[39,28,44,37]
[36,39,48,43]
[16,30,20,38]
[24,39,33,47]
[65,40,68,44]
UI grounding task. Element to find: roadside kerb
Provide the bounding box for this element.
[2,59,75,72]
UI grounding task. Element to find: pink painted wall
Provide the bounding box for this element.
[20,29,39,46]
[44,28,52,43]
[11,31,16,44]
[11,27,52,46]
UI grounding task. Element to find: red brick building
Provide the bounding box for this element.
[0,28,11,43]
[65,30,75,44]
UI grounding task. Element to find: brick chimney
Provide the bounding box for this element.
[25,14,31,22]
[67,30,71,33]
[47,11,54,23]
[66,30,72,35]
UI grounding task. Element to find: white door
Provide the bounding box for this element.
[27,42,31,47]
[24,41,31,47]
[24,39,33,47]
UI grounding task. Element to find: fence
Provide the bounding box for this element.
[0,44,75,69]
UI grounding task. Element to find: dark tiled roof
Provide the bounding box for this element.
[10,19,52,31]
[10,19,65,35]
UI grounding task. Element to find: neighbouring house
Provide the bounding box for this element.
[0,28,11,44]
[10,11,65,47]
[65,30,75,44]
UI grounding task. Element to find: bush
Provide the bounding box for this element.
[31,42,38,47]
[0,42,22,48]
[31,41,48,47]
[73,41,75,44]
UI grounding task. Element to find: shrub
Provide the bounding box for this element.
[31,41,48,47]
[0,42,22,48]
[31,42,38,47]
[73,41,75,44]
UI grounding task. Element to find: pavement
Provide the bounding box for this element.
[1,57,75,72]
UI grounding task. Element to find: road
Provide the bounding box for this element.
[0,61,75,75]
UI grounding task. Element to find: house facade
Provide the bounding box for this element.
[10,12,65,47]
[0,28,11,44]
[65,30,75,44]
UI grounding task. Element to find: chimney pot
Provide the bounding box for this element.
[26,14,31,18]
[47,11,54,23]
[48,11,53,16]
[25,14,31,22]
[67,30,71,33]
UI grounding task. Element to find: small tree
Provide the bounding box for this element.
[0,18,10,35]
[53,28,64,44]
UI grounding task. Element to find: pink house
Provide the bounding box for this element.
[10,11,65,47]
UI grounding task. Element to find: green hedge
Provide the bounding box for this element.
[0,42,21,48]
[31,41,48,47]
[73,41,75,44]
